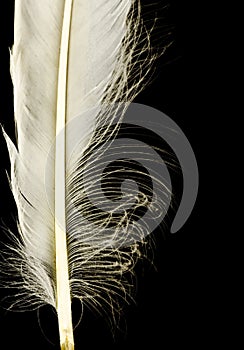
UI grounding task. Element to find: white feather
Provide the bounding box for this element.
[2,1,157,349]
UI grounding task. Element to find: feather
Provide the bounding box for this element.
[1,1,158,349]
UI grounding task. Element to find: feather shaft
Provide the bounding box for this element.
[55,0,74,349]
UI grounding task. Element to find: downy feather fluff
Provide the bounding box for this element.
[1,0,160,349]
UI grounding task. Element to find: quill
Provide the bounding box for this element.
[1,1,157,349]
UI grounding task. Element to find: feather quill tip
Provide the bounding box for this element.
[61,339,74,350]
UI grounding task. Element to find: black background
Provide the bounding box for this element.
[0,1,208,349]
